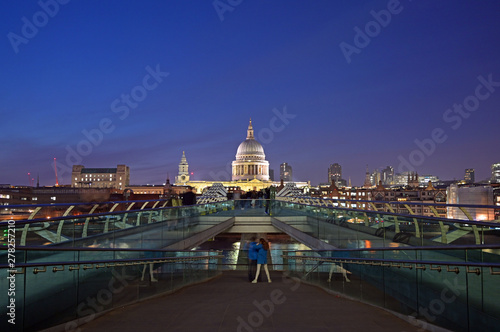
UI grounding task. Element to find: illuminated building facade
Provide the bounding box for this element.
[328,163,342,185]
[72,165,129,190]
[175,151,190,185]
[465,168,475,184]
[231,119,270,181]
[172,119,307,194]
[492,163,500,184]
[447,184,495,221]
[280,163,292,182]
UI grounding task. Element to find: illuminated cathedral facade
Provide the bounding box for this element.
[231,119,270,181]
[172,119,282,193]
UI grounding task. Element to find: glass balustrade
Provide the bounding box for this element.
[283,246,500,332]
[0,248,221,331]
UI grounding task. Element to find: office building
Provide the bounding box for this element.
[72,165,130,190]
[465,168,475,184]
[492,163,500,184]
[381,166,394,185]
[280,162,293,182]
[328,163,342,185]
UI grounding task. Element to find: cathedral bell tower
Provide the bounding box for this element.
[175,151,190,185]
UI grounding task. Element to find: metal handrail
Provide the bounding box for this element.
[277,196,500,210]
[0,202,223,226]
[277,200,499,227]
[1,199,169,210]
[282,254,500,275]
[288,243,500,252]
[3,197,498,211]
[0,246,224,253]
[0,254,224,274]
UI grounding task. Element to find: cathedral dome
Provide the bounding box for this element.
[236,139,265,160]
[235,119,265,160]
[232,119,269,181]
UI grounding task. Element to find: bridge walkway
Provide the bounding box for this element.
[79,270,421,332]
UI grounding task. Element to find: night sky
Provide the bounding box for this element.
[1,0,500,187]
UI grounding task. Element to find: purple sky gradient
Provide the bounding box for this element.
[1,0,500,187]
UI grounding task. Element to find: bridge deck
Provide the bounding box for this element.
[79,271,421,332]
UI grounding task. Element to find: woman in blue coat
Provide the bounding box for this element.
[252,238,272,283]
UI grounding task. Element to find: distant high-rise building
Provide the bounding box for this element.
[269,169,275,181]
[280,162,293,181]
[72,165,129,190]
[492,163,500,183]
[363,165,372,188]
[370,169,381,186]
[465,168,475,184]
[381,166,394,185]
[328,163,342,185]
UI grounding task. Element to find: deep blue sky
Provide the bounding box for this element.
[1,0,500,187]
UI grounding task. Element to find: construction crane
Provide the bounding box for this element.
[53,158,59,186]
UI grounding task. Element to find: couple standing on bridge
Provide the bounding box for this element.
[247,237,272,283]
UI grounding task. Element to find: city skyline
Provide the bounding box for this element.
[1,1,500,187]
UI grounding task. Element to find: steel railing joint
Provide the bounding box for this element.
[33,267,46,274]
[466,266,481,275]
[430,265,442,272]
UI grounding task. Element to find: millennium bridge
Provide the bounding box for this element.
[1,195,500,331]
